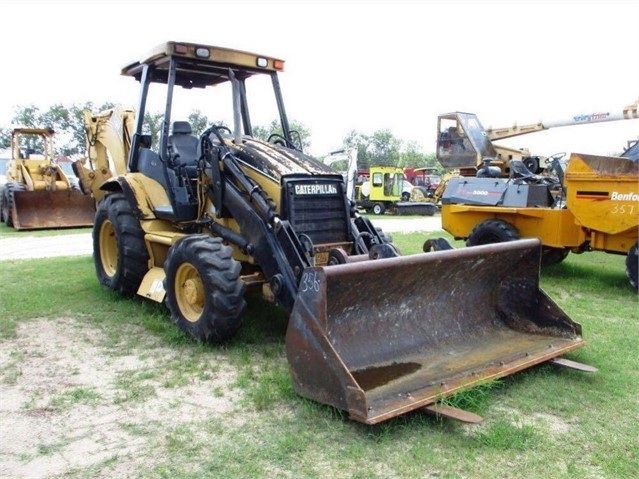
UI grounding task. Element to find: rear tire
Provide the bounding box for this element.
[626,242,638,292]
[372,202,385,215]
[466,219,520,246]
[165,235,246,343]
[93,193,149,296]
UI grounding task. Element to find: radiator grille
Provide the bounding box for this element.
[283,178,350,245]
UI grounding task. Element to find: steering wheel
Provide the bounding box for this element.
[548,152,566,162]
[214,125,232,136]
[267,133,288,147]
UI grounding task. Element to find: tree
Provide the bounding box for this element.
[187,110,214,137]
[0,128,10,150]
[342,129,402,170]
[341,129,441,173]
[6,102,116,156]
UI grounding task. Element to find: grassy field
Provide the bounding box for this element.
[0,231,637,478]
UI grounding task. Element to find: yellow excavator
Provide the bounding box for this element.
[80,41,596,425]
[0,128,95,230]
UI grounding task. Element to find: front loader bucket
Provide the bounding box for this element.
[286,239,586,424]
[12,190,95,230]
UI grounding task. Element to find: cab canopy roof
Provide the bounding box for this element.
[11,128,55,136]
[121,41,285,89]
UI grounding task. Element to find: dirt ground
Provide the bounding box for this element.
[0,317,242,478]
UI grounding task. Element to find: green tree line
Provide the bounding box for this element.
[0,103,440,172]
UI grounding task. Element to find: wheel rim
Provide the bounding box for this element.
[99,219,118,278]
[175,262,205,323]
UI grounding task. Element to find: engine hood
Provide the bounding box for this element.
[228,137,335,181]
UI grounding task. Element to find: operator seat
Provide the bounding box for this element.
[168,121,199,177]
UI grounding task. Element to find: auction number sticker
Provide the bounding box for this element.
[300,272,321,292]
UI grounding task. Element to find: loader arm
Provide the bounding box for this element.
[202,132,312,312]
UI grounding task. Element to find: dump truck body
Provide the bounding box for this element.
[440,152,639,289]
[91,40,593,424]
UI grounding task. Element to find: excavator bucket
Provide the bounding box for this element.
[12,190,95,230]
[286,238,586,424]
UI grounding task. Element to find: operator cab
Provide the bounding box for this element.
[122,42,291,222]
[437,112,499,175]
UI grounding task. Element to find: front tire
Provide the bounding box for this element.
[3,182,24,228]
[626,242,638,292]
[466,219,520,246]
[93,193,149,296]
[165,235,246,343]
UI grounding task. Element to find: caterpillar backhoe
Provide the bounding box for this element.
[0,128,95,230]
[89,41,594,425]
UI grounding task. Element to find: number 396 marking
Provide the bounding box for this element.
[300,272,321,292]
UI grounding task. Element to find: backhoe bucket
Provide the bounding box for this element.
[286,239,585,424]
[12,190,95,230]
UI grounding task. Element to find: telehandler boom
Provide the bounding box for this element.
[437,99,639,176]
[88,41,594,424]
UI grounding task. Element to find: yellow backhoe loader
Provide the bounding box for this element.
[0,128,95,230]
[87,41,595,425]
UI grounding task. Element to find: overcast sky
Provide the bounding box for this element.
[1,0,637,158]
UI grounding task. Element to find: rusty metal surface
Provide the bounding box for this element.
[12,190,95,230]
[423,404,483,424]
[286,239,587,424]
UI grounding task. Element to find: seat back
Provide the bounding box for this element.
[169,121,199,166]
